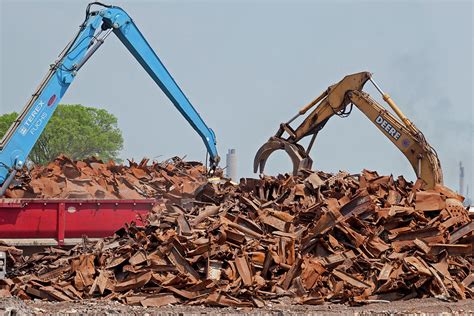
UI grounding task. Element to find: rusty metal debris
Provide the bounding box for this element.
[0,162,472,306]
[5,155,211,202]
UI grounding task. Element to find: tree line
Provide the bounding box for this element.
[0,105,123,165]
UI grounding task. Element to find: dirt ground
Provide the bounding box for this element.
[1,297,473,315]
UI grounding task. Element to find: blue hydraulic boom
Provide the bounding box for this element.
[0,2,220,195]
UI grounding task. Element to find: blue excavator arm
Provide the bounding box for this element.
[0,2,219,195]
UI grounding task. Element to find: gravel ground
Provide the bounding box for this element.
[1,297,473,315]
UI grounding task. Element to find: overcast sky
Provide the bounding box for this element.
[1,0,472,195]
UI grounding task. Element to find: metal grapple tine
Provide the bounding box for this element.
[253,139,284,173]
[254,138,313,175]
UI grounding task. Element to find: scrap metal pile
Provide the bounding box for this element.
[4,155,209,202]
[1,160,473,307]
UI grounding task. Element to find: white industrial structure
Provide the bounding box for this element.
[226,149,237,182]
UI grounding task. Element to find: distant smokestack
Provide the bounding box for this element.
[459,161,464,196]
[464,185,471,208]
[226,149,237,182]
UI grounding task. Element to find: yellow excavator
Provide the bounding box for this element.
[254,71,443,189]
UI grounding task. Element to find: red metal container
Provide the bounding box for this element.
[0,199,156,246]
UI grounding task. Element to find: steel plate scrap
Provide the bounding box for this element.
[4,155,209,202]
[0,157,472,307]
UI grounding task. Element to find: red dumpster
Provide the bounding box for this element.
[0,199,156,246]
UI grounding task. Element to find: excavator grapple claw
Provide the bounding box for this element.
[253,137,313,175]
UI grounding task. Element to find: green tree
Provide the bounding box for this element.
[0,104,123,164]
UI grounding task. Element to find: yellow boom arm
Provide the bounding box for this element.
[254,71,443,189]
